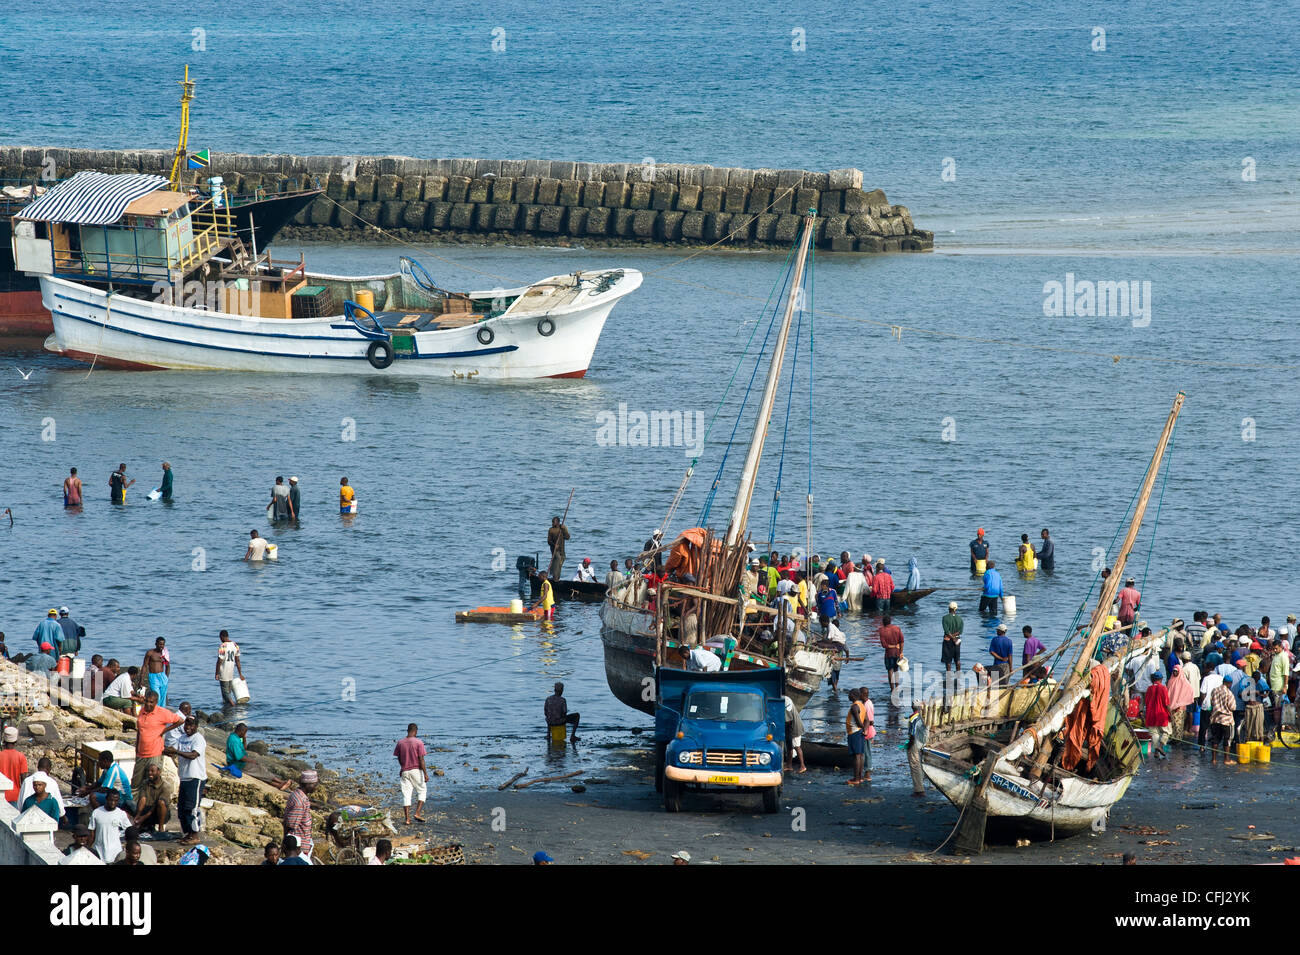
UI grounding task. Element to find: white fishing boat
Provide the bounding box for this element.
[14,171,640,378]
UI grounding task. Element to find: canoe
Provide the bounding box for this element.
[551,579,607,602]
[889,587,936,607]
[455,606,543,624]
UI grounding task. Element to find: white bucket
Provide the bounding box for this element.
[1002,594,1017,615]
[70,657,86,679]
[265,543,279,561]
[231,678,251,703]
[509,598,524,613]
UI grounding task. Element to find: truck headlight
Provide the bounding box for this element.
[757,752,772,765]
[678,750,699,765]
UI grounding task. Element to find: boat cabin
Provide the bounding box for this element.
[11,170,237,285]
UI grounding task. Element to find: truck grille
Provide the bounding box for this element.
[705,750,762,767]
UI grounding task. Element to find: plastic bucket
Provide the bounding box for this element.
[231,678,251,704]
[265,543,278,561]
[1252,741,1271,763]
[974,559,987,576]
[509,598,524,614]
[354,288,375,311]
[1002,594,1017,615]
[56,656,71,675]
[548,724,566,743]
[70,657,86,679]
[1237,743,1253,763]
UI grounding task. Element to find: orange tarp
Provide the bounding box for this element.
[1061,662,1111,771]
[663,527,708,579]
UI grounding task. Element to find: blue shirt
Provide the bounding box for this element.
[25,653,56,672]
[970,539,989,561]
[97,762,132,802]
[982,568,1004,597]
[33,618,62,650]
[990,635,1013,664]
[817,591,838,619]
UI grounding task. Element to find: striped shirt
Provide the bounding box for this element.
[1210,684,1236,727]
[284,789,313,852]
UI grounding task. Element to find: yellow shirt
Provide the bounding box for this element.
[540,579,554,611]
[340,484,355,507]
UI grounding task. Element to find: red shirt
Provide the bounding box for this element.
[393,736,427,772]
[0,749,28,801]
[871,571,895,599]
[135,706,179,758]
[1143,682,1170,727]
[1118,587,1141,619]
[878,625,905,658]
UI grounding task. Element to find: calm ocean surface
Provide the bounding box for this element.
[0,1,1296,783]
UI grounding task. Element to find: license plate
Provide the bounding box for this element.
[707,774,740,785]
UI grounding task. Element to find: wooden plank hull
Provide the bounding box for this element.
[551,579,607,602]
[455,607,543,625]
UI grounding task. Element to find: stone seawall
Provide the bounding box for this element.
[0,146,933,253]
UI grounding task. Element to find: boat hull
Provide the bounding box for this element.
[599,599,825,717]
[921,750,1134,836]
[42,269,640,379]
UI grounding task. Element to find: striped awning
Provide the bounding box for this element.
[17,171,170,226]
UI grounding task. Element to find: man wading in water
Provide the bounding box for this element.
[547,516,570,580]
[109,463,134,505]
[63,467,82,508]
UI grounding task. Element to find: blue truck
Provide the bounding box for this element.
[654,665,785,813]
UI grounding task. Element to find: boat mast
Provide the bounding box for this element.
[723,209,816,549]
[1065,391,1184,683]
[167,65,195,190]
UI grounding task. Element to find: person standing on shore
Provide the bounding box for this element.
[0,726,29,803]
[215,630,244,705]
[970,528,989,576]
[1143,673,1171,758]
[1036,528,1055,573]
[166,716,207,846]
[159,462,174,502]
[980,560,1004,615]
[63,467,82,508]
[878,615,905,695]
[547,516,570,581]
[283,771,318,860]
[109,463,134,505]
[131,691,182,796]
[941,601,963,673]
[845,689,867,785]
[907,699,929,797]
[393,723,428,825]
[288,476,301,520]
[142,638,170,709]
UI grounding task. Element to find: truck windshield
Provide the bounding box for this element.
[685,690,764,722]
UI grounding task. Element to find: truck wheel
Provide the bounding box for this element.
[654,742,667,793]
[762,785,781,814]
[663,778,682,813]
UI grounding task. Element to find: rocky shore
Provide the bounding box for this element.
[0,147,933,254]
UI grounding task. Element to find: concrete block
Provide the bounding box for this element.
[774,214,800,243]
[793,188,819,216]
[422,176,447,202]
[558,180,582,205]
[400,175,424,200]
[380,200,405,229]
[549,161,576,180]
[523,159,550,178]
[651,183,678,210]
[500,159,527,177]
[585,207,611,235]
[595,163,626,182]
[377,157,401,176]
[696,166,726,188]
[377,174,401,201]
[402,202,428,230]
[676,183,701,210]
[445,176,470,203]
[768,186,794,215]
[581,181,604,207]
[818,190,843,215]
[494,203,520,230]
[807,172,829,191]
[657,210,685,241]
[538,205,565,233]
[449,203,475,230]
[842,190,868,214]
[828,168,863,191]
[699,186,724,212]
[727,213,755,242]
[522,205,542,231]
[632,209,658,238]
[475,159,502,178]
[627,161,656,183]
[603,181,629,207]
[754,213,779,242]
[335,200,361,228]
[727,168,756,190]
[428,202,452,229]
[566,207,588,233]
[896,206,914,232]
[474,203,497,231]
[752,168,779,190]
[357,201,382,228]
[889,216,907,236]
[514,177,538,204]
[309,197,334,226]
[848,213,880,236]
[572,161,599,182]
[776,169,805,189]
[883,236,903,252]
[746,187,772,214]
[467,178,491,203]
[823,214,850,240]
[704,211,733,242]
[677,165,703,186]
[612,208,636,236]
[491,177,515,203]
[353,174,377,202]
[629,181,653,210]
[325,172,347,200]
[830,237,856,252]
[724,184,747,213]
[536,178,560,204]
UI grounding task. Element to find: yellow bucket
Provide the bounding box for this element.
[354,288,375,312]
[1252,741,1271,763]
[974,559,987,576]
[548,724,566,744]
[1236,743,1253,763]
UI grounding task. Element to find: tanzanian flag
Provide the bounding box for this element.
[187,149,210,170]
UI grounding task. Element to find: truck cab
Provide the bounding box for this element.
[654,666,785,813]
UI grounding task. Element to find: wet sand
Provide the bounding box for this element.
[378,730,1300,865]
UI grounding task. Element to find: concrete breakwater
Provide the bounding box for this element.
[0,146,932,254]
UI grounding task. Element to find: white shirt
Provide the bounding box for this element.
[826,621,847,645]
[164,716,190,750]
[1199,672,1224,706]
[175,730,207,781]
[686,647,721,672]
[90,805,131,861]
[776,578,795,596]
[216,642,240,681]
[104,673,134,699]
[574,565,597,582]
[18,771,66,818]
[247,537,268,560]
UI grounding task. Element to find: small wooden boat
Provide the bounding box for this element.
[550,579,607,602]
[455,606,543,625]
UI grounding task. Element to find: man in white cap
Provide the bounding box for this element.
[671,850,691,865]
[989,624,1013,686]
[1117,577,1141,629]
[56,607,82,659]
[288,477,301,520]
[0,725,28,803]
